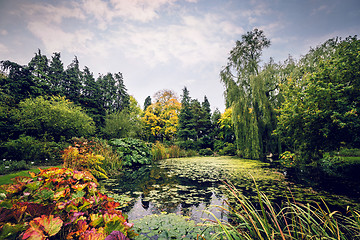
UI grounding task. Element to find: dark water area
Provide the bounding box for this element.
[101,157,360,223]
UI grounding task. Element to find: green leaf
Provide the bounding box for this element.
[71,190,85,199]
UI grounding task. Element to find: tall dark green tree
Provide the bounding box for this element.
[28,49,50,96]
[144,96,152,111]
[80,66,104,127]
[177,87,196,147]
[63,56,82,104]
[48,52,64,96]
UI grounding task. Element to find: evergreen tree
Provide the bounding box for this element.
[28,49,50,96]
[81,66,104,126]
[64,56,82,104]
[48,52,64,96]
[177,87,196,148]
[144,96,152,111]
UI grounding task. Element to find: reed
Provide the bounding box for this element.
[205,179,360,239]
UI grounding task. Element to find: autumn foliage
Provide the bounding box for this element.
[62,139,108,179]
[0,167,136,239]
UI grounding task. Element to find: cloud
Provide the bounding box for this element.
[110,13,244,68]
[0,43,9,54]
[1,30,8,36]
[27,21,94,54]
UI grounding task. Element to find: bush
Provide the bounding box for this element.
[90,138,123,174]
[109,138,152,167]
[0,160,29,175]
[2,135,64,165]
[151,141,168,160]
[279,151,298,168]
[16,96,95,142]
[338,148,360,157]
[219,142,236,156]
[0,167,136,239]
[199,148,213,156]
[62,139,108,179]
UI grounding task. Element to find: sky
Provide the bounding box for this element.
[0,0,359,112]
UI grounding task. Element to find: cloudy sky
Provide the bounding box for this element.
[0,0,359,111]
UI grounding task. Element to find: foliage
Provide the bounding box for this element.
[218,142,236,156]
[131,212,214,239]
[218,108,235,143]
[16,96,95,142]
[1,135,65,165]
[279,151,298,168]
[220,29,280,160]
[0,167,136,239]
[102,96,143,139]
[151,141,168,160]
[0,160,29,175]
[62,139,108,179]
[276,36,360,162]
[199,148,213,156]
[88,138,123,175]
[208,180,360,240]
[109,138,152,167]
[142,89,181,141]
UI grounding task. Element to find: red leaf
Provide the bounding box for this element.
[105,231,130,240]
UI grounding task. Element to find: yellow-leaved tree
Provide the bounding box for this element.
[142,89,181,141]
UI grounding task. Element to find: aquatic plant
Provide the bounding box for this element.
[207,180,360,239]
[0,167,136,239]
[131,212,215,239]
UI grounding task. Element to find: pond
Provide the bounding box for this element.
[101,156,360,224]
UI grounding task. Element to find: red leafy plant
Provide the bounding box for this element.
[0,167,136,239]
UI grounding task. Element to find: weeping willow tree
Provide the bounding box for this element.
[220,29,280,159]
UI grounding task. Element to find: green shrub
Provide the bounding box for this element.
[2,135,64,165]
[109,138,152,167]
[338,148,360,157]
[199,148,213,156]
[219,142,236,156]
[185,149,197,157]
[0,160,29,175]
[0,167,136,239]
[279,150,298,168]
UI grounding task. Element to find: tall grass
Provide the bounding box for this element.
[151,142,198,160]
[206,179,360,239]
[152,141,168,160]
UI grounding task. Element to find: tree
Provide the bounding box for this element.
[144,96,152,111]
[63,56,82,104]
[276,36,360,162]
[220,28,273,159]
[28,49,51,96]
[177,87,196,144]
[142,90,181,141]
[48,52,64,96]
[80,66,104,126]
[16,96,95,141]
[102,96,143,139]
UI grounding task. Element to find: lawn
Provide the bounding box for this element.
[0,165,62,185]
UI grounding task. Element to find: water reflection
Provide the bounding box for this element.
[102,156,360,222]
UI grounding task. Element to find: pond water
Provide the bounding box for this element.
[101,156,360,223]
